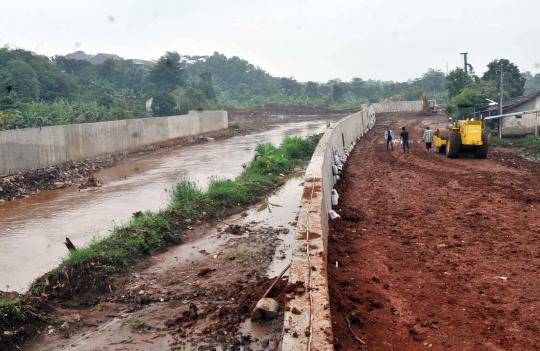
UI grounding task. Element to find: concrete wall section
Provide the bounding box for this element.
[502,97,540,136]
[0,111,227,176]
[282,101,422,351]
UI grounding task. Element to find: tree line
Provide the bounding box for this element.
[0,45,539,129]
[446,58,539,118]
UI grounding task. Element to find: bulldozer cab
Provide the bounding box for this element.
[437,118,488,159]
[455,120,483,146]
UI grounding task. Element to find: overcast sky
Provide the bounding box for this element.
[1,0,539,82]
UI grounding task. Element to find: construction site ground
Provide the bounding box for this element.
[329,112,540,351]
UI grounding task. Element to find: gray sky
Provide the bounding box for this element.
[1,0,539,82]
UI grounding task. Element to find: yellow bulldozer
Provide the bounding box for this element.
[433,119,489,159]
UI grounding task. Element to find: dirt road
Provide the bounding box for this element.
[328,113,540,351]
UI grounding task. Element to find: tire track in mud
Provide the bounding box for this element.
[328,112,540,351]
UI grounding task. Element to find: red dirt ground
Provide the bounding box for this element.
[328,113,540,351]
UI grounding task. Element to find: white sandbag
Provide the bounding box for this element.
[329,209,341,219]
[331,189,339,206]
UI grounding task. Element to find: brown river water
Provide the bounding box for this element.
[0,119,330,292]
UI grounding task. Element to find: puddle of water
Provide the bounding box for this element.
[143,227,223,275]
[238,318,282,350]
[239,174,304,278]
[170,175,306,350]
[234,175,306,349]
[0,119,329,292]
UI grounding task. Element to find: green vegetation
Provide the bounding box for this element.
[446,59,530,119]
[523,72,540,95]
[3,45,537,130]
[224,250,252,263]
[491,135,540,149]
[29,135,316,297]
[0,298,29,327]
[0,46,452,130]
[210,66,448,109]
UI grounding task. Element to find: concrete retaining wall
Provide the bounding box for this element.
[0,110,228,176]
[282,101,421,350]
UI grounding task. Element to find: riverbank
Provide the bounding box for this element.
[0,107,346,202]
[0,130,228,202]
[0,135,319,350]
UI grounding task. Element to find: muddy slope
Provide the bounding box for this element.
[16,174,308,351]
[328,112,540,351]
[18,222,286,351]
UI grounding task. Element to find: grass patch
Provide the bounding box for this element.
[227,122,264,135]
[130,319,152,331]
[29,135,318,298]
[0,299,29,327]
[208,178,250,206]
[225,250,252,263]
[491,135,540,149]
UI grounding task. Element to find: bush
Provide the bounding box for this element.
[249,143,290,175]
[169,180,210,217]
[0,299,28,326]
[208,178,249,206]
[280,135,315,160]
[491,135,540,149]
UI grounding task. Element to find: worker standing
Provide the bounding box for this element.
[400,126,409,153]
[423,126,434,151]
[384,127,394,151]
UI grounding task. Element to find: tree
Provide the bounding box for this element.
[350,78,365,97]
[148,52,185,93]
[99,59,116,79]
[151,92,176,116]
[4,59,39,101]
[446,68,473,99]
[280,77,301,96]
[523,72,540,95]
[304,81,319,98]
[482,59,525,99]
[448,80,497,118]
[331,81,345,101]
[197,72,216,100]
[420,69,446,94]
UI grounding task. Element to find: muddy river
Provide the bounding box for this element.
[0,119,330,292]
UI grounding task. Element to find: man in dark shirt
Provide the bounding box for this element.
[400,126,409,153]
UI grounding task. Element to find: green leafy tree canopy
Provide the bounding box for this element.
[482,58,525,99]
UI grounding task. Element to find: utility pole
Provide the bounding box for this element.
[460,52,474,73]
[461,52,469,73]
[499,65,504,138]
[534,112,540,137]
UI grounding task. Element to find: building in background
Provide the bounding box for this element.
[480,92,540,136]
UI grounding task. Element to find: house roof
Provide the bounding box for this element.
[503,91,540,110]
[481,91,540,113]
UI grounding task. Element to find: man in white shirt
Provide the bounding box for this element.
[423,126,434,151]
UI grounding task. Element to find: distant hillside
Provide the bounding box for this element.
[64,51,122,64]
[63,51,156,68]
